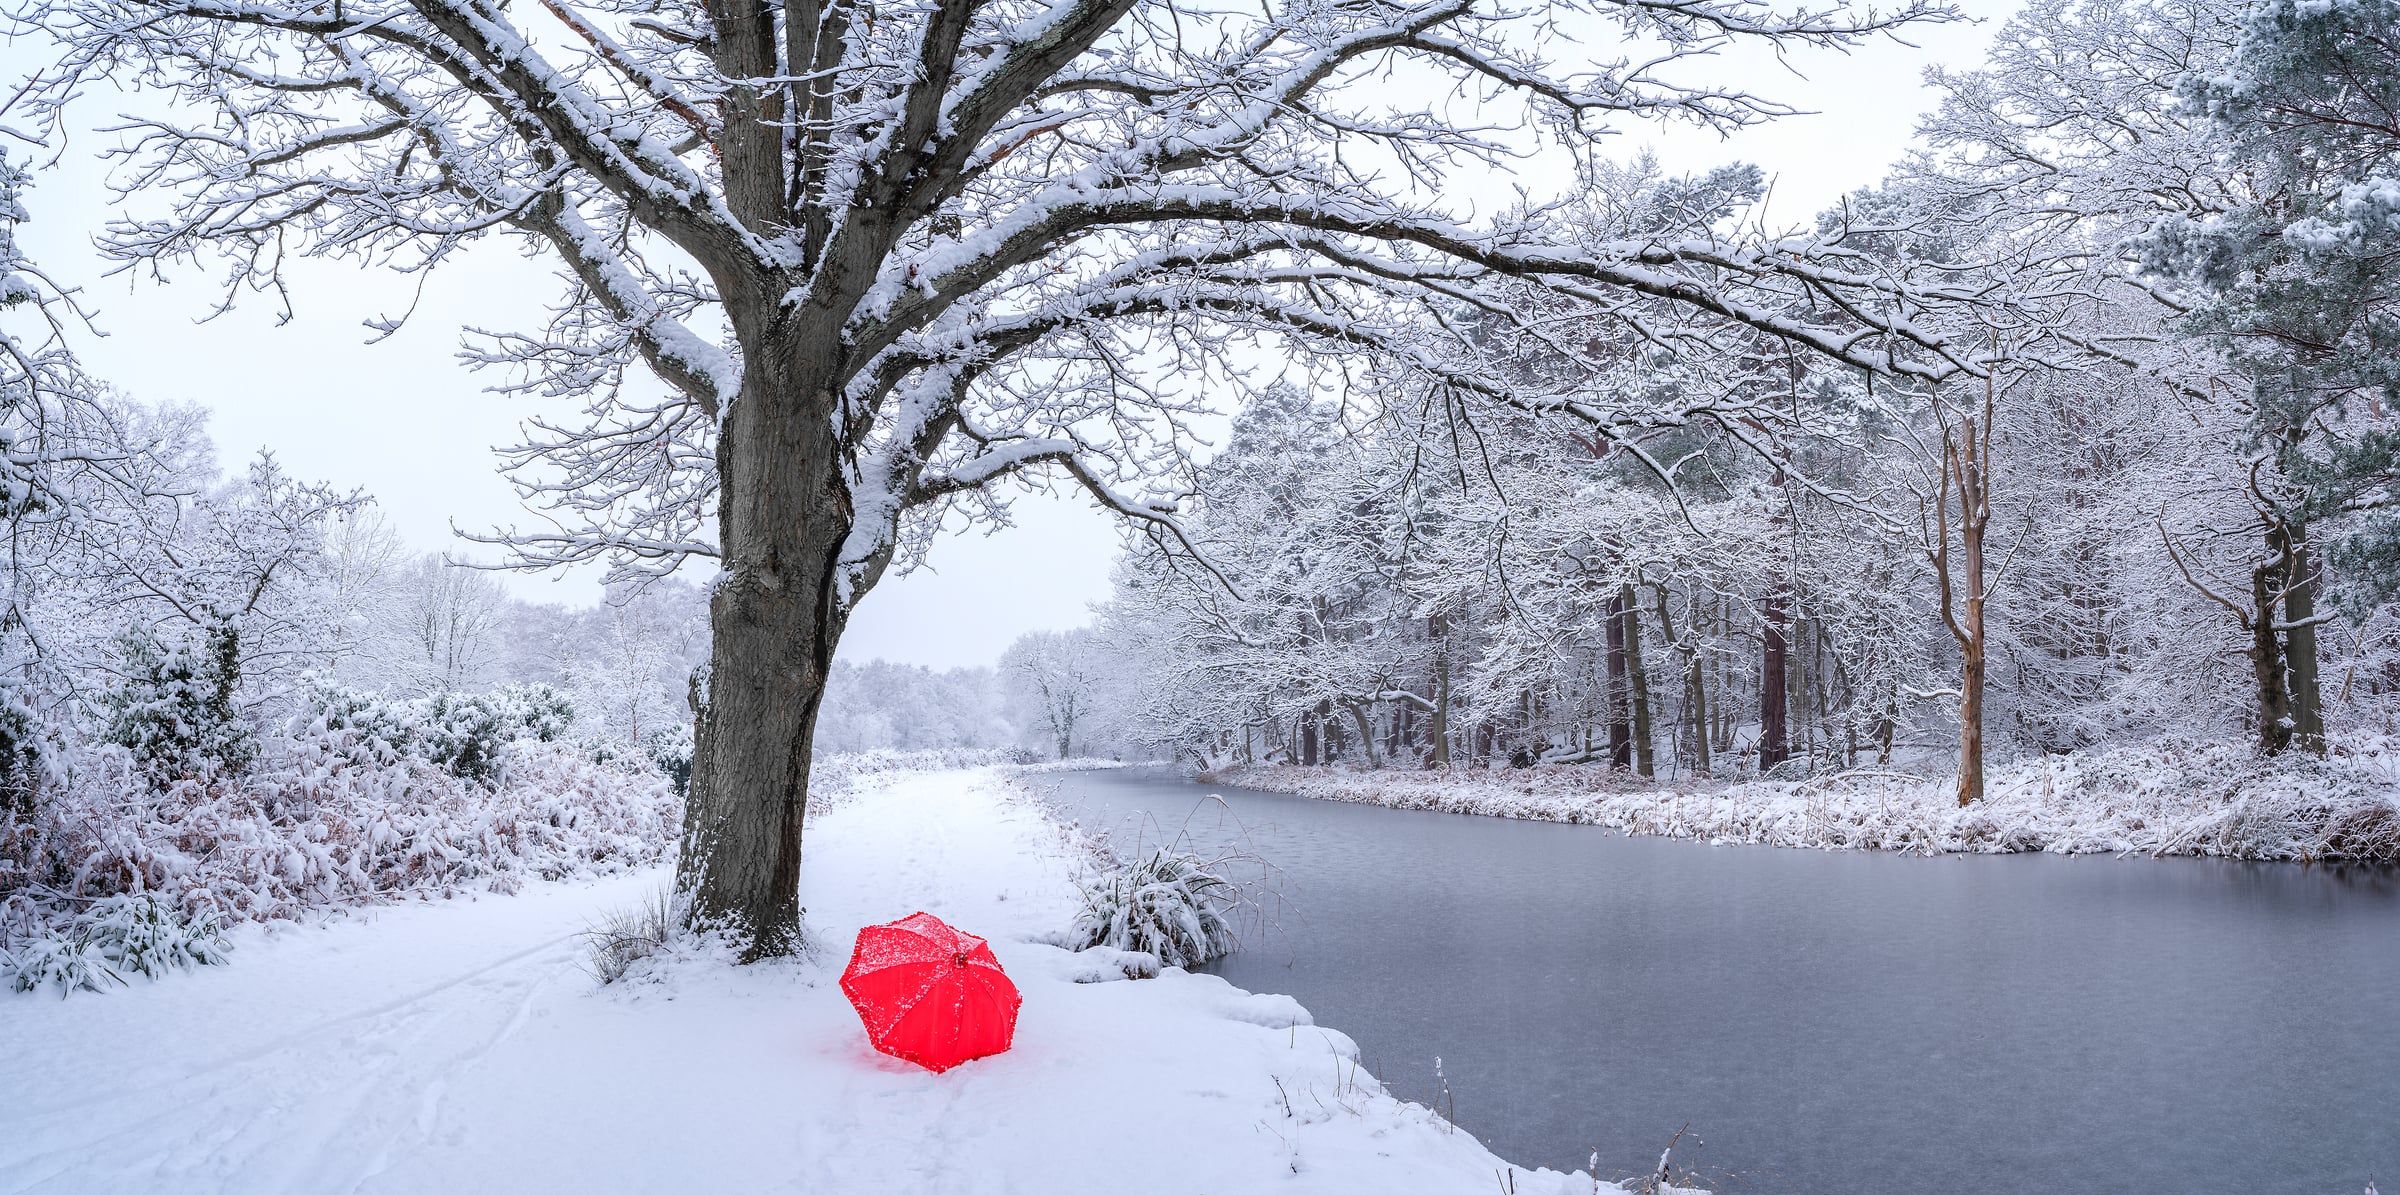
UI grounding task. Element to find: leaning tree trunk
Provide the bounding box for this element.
[678,345,855,960]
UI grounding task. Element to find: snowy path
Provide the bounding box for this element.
[3,769,1598,1194]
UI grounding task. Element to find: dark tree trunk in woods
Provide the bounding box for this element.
[2284,529,2326,755]
[1606,590,1632,768]
[1302,709,1321,765]
[2249,549,2294,754]
[1621,583,1655,778]
[1759,585,1791,773]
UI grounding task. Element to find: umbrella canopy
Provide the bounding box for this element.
[838,912,1022,1073]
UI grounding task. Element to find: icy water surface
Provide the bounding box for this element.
[1039,767,2400,1194]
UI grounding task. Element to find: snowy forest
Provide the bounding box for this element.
[0,0,2397,951]
[1075,0,2400,800]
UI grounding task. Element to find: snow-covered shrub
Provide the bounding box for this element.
[303,681,576,782]
[1070,847,1242,968]
[640,724,693,798]
[81,892,233,977]
[0,678,47,824]
[2,731,679,968]
[102,623,256,785]
[0,889,231,996]
[3,931,120,996]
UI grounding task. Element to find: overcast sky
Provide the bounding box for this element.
[0,2,2013,669]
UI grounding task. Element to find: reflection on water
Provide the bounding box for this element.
[1040,767,2400,1195]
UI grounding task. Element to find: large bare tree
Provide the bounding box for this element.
[24,0,1982,954]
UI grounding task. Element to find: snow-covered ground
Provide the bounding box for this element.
[2,768,1603,1194]
[1207,735,2400,862]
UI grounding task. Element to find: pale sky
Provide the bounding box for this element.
[0,1,2013,668]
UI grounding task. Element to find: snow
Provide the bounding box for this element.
[2,767,1610,1194]
[1207,735,2400,862]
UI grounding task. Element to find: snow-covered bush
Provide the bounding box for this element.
[303,681,575,781]
[1,730,679,975]
[640,724,693,798]
[0,680,52,877]
[102,623,256,786]
[1069,847,1243,968]
[1,891,232,995]
[82,892,233,977]
[3,931,119,995]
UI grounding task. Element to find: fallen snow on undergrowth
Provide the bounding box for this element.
[3,739,678,950]
[0,767,1616,1194]
[0,745,1094,996]
[1210,735,2400,862]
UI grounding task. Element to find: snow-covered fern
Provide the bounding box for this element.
[1069,847,1242,968]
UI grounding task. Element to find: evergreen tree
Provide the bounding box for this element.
[2145,0,2400,615]
[101,623,256,785]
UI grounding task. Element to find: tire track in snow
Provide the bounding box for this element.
[0,931,591,1195]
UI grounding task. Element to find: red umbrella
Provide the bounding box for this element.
[839,912,1022,1073]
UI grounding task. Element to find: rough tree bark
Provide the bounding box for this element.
[1620,583,1655,779]
[2282,526,2326,755]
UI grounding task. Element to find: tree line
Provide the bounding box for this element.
[1100,0,2400,799]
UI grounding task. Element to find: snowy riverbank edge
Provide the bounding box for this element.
[0,766,1628,1194]
[1201,736,2400,862]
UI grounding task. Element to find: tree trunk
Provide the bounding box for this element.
[1620,583,1654,778]
[1349,702,1381,769]
[1957,558,1986,807]
[1656,590,1712,778]
[2284,528,2326,755]
[1429,613,1452,766]
[678,348,855,959]
[1947,399,1993,808]
[1759,584,1791,773]
[1605,591,1632,768]
[2250,546,2295,755]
